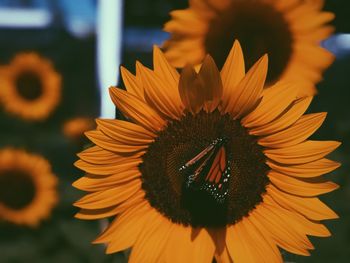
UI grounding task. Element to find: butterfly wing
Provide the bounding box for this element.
[200,146,230,203]
[180,138,230,203]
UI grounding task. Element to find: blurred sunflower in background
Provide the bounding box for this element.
[163,0,334,96]
[0,52,61,121]
[63,117,96,141]
[73,42,340,262]
[0,148,58,227]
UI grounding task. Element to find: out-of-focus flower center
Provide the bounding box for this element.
[0,170,36,209]
[204,1,292,84]
[140,110,269,227]
[15,71,43,101]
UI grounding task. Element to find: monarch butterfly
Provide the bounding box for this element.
[179,137,230,203]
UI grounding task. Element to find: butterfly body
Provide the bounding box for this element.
[179,137,230,203]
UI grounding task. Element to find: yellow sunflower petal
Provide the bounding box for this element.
[265,140,341,164]
[94,201,151,247]
[75,190,145,220]
[226,218,282,263]
[293,44,334,69]
[250,203,312,255]
[77,146,123,164]
[139,62,183,119]
[220,40,245,112]
[215,247,233,263]
[78,146,144,166]
[74,180,141,209]
[120,66,144,100]
[259,112,327,148]
[153,46,183,114]
[164,10,207,36]
[109,87,166,132]
[164,227,215,263]
[178,65,205,114]
[96,119,155,144]
[163,226,194,262]
[85,130,147,154]
[129,212,174,263]
[295,25,334,43]
[266,184,338,221]
[267,158,341,178]
[190,229,216,263]
[199,55,224,112]
[73,170,141,191]
[268,171,339,196]
[75,158,140,176]
[76,207,122,220]
[263,194,331,237]
[290,12,334,32]
[226,55,267,118]
[242,82,298,128]
[249,96,312,136]
[273,0,299,11]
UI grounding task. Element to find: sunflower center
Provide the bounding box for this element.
[204,1,292,84]
[15,71,43,101]
[0,170,36,209]
[140,110,269,227]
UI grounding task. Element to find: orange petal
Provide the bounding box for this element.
[226,220,282,263]
[293,44,334,69]
[153,46,183,115]
[74,159,140,175]
[85,130,146,154]
[259,112,326,148]
[220,41,245,112]
[214,247,233,263]
[268,171,338,197]
[178,65,205,114]
[250,204,313,255]
[265,140,341,164]
[263,194,332,237]
[75,190,145,220]
[250,97,312,136]
[163,226,194,262]
[242,82,298,128]
[139,63,183,120]
[78,146,124,165]
[129,212,174,263]
[109,87,166,132]
[74,180,141,209]
[290,12,334,32]
[94,201,151,250]
[226,55,267,119]
[75,206,121,220]
[266,185,338,221]
[73,170,141,191]
[267,158,341,178]
[163,10,207,36]
[96,119,154,145]
[164,227,215,263]
[120,66,144,100]
[198,55,223,112]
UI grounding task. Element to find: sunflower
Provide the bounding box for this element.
[163,0,335,96]
[0,52,61,121]
[63,117,96,140]
[74,43,340,262]
[0,148,58,227]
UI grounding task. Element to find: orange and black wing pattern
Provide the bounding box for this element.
[179,138,230,203]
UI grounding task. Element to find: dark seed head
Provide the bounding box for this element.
[139,110,269,227]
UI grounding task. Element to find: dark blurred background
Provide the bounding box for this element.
[0,0,349,262]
